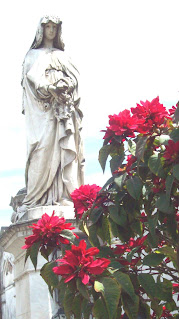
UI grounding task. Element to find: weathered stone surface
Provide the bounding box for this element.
[18,15,84,215]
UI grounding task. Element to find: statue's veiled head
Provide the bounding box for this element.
[31,15,65,51]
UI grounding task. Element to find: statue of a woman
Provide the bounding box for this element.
[19,15,84,212]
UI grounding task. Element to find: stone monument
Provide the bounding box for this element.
[0,15,84,319]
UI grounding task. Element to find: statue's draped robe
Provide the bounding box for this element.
[22,48,84,208]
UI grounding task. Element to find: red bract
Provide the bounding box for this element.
[70,184,101,218]
[114,235,147,256]
[53,240,110,285]
[172,283,179,291]
[169,105,177,116]
[128,235,147,250]
[131,97,170,134]
[113,244,128,255]
[117,257,141,267]
[163,140,179,163]
[126,155,137,175]
[152,176,166,193]
[103,109,138,142]
[140,211,147,223]
[22,211,76,249]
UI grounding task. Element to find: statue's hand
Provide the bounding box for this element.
[48,85,59,100]
[48,83,73,104]
[56,80,68,92]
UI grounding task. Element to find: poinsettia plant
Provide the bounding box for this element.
[23,97,179,319]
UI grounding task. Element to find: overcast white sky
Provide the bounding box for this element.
[0,0,179,227]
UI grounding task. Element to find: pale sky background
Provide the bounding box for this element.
[0,0,179,227]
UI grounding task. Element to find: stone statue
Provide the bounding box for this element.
[19,15,84,213]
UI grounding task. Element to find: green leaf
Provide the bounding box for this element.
[81,299,93,319]
[128,140,136,156]
[138,273,157,298]
[156,278,173,302]
[139,302,151,319]
[148,153,165,177]
[174,104,179,123]
[109,218,121,238]
[71,294,82,318]
[40,261,59,289]
[126,176,143,200]
[100,215,111,244]
[173,164,179,180]
[169,127,179,142]
[24,248,31,265]
[58,278,66,304]
[156,193,174,214]
[99,176,114,193]
[88,224,100,247]
[109,260,124,270]
[166,214,178,243]
[127,246,141,263]
[143,253,165,266]
[147,233,158,248]
[93,298,109,319]
[99,145,112,172]
[40,246,54,260]
[148,213,158,244]
[166,174,174,201]
[165,299,178,312]
[67,279,76,293]
[76,279,89,300]
[108,205,127,227]
[131,220,143,236]
[156,247,177,266]
[97,246,114,258]
[122,293,139,319]
[151,301,163,317]
[29,241,41,270]
[114,172,127,189]
[110,154,125,173]
[60,229,79,245]
[90,207,103,224]
[135,136,148,161]
[63,288,74,319]
[94,278,121,319]
[113,271,136,300]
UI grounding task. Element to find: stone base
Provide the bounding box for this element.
[0,203,79,319]
[19,204,75,223]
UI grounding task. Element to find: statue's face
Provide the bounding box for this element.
[43,21,57,41]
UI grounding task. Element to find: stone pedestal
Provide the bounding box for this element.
[19,204,76,222]
[0,205,77,319]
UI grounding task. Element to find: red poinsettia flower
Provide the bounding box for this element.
[163,140,179,163]
[22,211,76,249]
[113,235,147,256]
[103,109,138,142]
[152,176,166,193]
[70,184,102,218]
[53,240,110,285]
[131,97,170,134]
